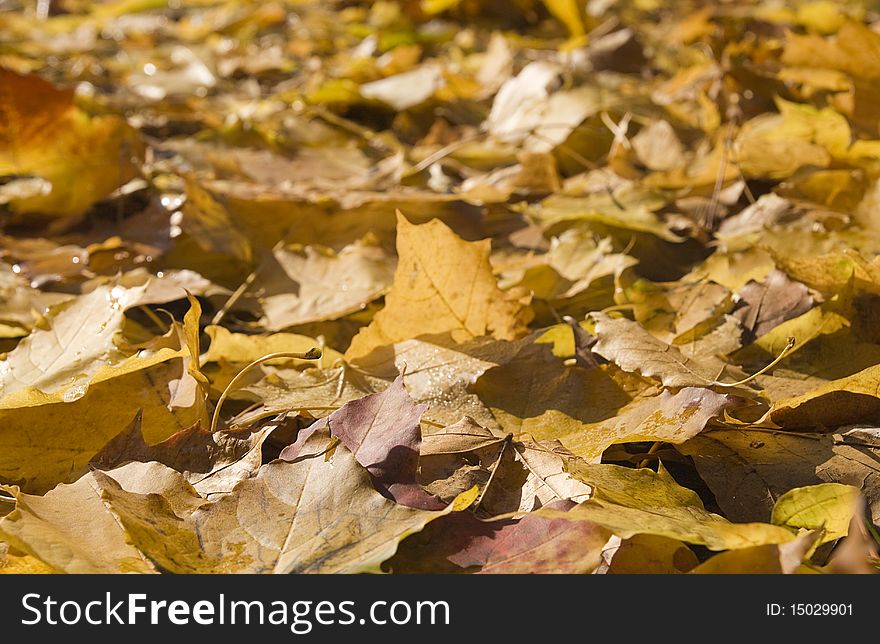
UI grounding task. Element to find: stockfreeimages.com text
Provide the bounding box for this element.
[21,593,450,634]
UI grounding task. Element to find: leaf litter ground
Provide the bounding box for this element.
[1,0,879,574]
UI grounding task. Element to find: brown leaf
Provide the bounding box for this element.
[349,334,524,429]
[419,418,592,515]
[281,376,443,509]
[257,238,395,330]
[95,437,463,574]
[0,69,144,219]
[590,312,728,388]
[0,461,203,574]
[473,340,649,459]
[581,387,738,456]
[734,270,814,339]
[90,411,277,496]
[386,501,611,574]
[765,364,880,429]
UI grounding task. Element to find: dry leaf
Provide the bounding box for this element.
[346,212,532,362]
[590,312,727,387]
[680,429,880,524]
[4,1,880,576]
[0,297,208,493]
[420,418,592,514]
[96,436,469,574]
[473,340,650,459]
[386,501,611,574]
[258,238,395,330]
[691,530,822,574]
[733,270,815,339]
[550,462,797,550]
[0,69,144,219]
[605,534,699,574]
[0,461,201,573]
[280,376,443,509]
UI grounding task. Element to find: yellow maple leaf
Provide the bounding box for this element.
[345,212,532,363]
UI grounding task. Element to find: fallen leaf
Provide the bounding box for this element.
[690,530,821,574]
[679,429,880,524]
[590,312,729,387]
[360,64,444,111]
[579,387,737,457]
[0,297,208,493]
[771,482,859,544]
[631,120,688,172]
[0,68,144,219]
[782,19,880,81]
[542,0,585,36]
[257,238,395,330]
[346,212,532,363]
[180,177,253,264]
[0,283,141,398]
[419,419,592,514]
[485,61,561,144]
[473,340,650,459]
[765,363,880,428]
[90,410,278,496]
[350,334,523,429]
[825,497,880,573]
[229,364,381,426]
[736,98,850,179]
[733,270,815,339]
[6,0,880,577]
[96,436,470,573]
[0,461,202,573]
[531,186,680,242]
[552,462,797,550]
[0,542,56,574]
[201,325,342,396]
[386,501,611,574]
[281,376,443,509]
[605,534,699,574]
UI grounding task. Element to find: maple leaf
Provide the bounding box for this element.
[345,212,532,362]
[95,437,473,574]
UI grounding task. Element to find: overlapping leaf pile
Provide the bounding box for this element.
[1,0,879,574]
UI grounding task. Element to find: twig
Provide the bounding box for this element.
[210,267,259,327]
[210,239,285,328]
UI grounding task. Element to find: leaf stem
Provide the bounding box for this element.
[865,518,880,549]
[713,337,796,388]
[473,434,513,512]
[138,305,170,334]
[210,349,322,433]
[638,441,664,469]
